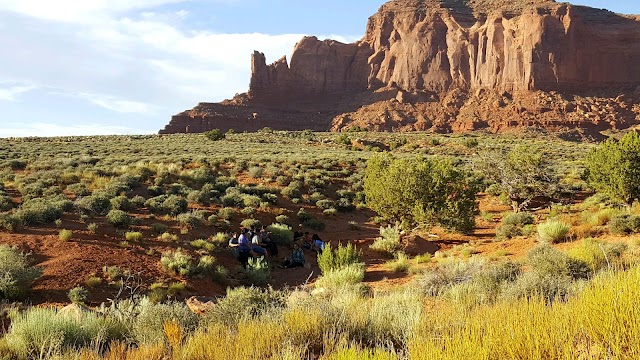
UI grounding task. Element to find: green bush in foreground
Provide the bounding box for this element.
[364,154,478,233]
[5,307,128,358]
[370,225,402,255]
[318,243,362,274]
[585,131,640,205]
[0,245,42,300]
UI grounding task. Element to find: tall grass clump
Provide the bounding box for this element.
[244,257,270,286]
[370,225,402,255]
[503,245,589,302]
[409,267,640,359]
[537,219,571,244]
[5,307,128,358]
[568,238,627,272]
[315,263,366,291]
[133,300,198,346]
[318,243,362,274]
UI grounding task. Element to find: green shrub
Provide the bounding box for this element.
[385,252,411,273]
[568,238,627,272]
[275,214,289,224]
[160,250,194,276]
[150,223,168,234]
[158,232,178,242]
[370,225,402,255]
[204,129,225,141]
[248,166,263,178]
[0,213,20,232]
[585,131,640,205]
[102,265,123,281]
[318,243,362,274]
[203,287,286,326]
[177,212,203,229]
[240,218,261,229]
[609,213,640,234]
[266,223,294,246]
[84,276,102,288]
[588,208,620,226]
[297,208,311,222]
[365,154,478,233]
[323,208,338,216]
[110,195,131,211]
[0,245,42,300]
[133,301,198,345]
[503,212,534,226]
[162,195,188,216]
[281,185,302,199]
[68,286,89,304]
[303,218,326,231]
[15,198,66,225]
[59,229,72,241]
[217,207,238,220]
[125,231,143,242]
[315,263,365,290]
[527,245,590,280]
[5,307,128,358]
[75,194,111,215]
[537,220,571,244]
[191,239,215,252]
[197,255,217,274]
[414,257,487,296]
[87,222,98,233]
[106,209,132,229]
[244,257,270,286]
[0,195,13,211]
[316,199,335,210]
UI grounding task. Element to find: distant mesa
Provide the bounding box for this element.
[160,0,640,136]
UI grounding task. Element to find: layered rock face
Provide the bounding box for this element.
[160,0,640,135]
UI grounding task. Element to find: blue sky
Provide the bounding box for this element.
[0,0,638,137]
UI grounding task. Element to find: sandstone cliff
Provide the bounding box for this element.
[160,0,640,135]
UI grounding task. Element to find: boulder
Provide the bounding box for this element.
[186,296,215,315]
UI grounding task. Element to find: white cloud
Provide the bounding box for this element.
[0,122,150,137]
[0,0,362,136]
[0,82,36,101]
[75,93,157,114]
[0,0,191,23]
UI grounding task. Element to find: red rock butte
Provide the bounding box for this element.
[160,0,640,135]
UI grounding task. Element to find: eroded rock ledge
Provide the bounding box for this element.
[160,0,640,135]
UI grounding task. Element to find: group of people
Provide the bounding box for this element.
[228,225,328,269]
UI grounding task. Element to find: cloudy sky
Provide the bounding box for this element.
[0,0,638,137]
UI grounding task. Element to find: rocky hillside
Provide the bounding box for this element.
[160,0,640,136]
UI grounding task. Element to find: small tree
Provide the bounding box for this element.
[204,129,225,141]
[474,146,558,212]
[364,154,478,233]
[585,131,640,205]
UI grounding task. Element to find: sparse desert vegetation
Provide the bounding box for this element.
[0,130,639,358]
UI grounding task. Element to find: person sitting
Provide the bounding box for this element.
[311,234,326,254]
[302,232,312,250]
[250,228,268,256]
[236,228,253,267]
[228,232,239,247]
[293,227,304,242]
[259,226,278,256]
[279,243,305,268]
